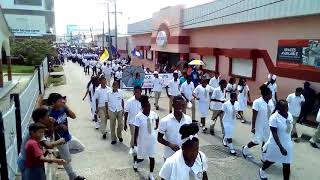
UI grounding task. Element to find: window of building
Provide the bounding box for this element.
[202,56,216,71]
[146,50,153,60]
[231,58,253,78]
[14,0,42,6]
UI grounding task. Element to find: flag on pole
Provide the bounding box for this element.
[99,48,109,62]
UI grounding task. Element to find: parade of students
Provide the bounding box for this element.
[225,77,237,100]
[166,71,180,113]
[209,72,220,89]
[152,71,163,110]
[266,74,278,105]
[180,76,195,120]
[102,62,113,87]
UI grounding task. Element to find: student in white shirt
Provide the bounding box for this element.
[237,78,251,123]
[166,72,180,113]
[222,92,239,155]
[309,108,320,148]
[102,62,113,87]
[158,96,192,160]
[193,79,214,132]
[210,79,227,136]
[84,59,90,75]
[152,71,163,110]
[265,74,278,105]
[124,86,142,153]
[114,67,123,88]
[242,85,274,160]
[106,81,124,145]
[286,87,305,140]
[225,77,237,100]
[94,75,112,139]
[181,77,195,120]
[209,72,220,89]
[159,123,208,180]
[259,100,293,180]
[82,76,100,128]
[132,96,159,180]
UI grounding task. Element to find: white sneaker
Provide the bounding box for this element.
[202,126,208,133]
[222,138,227,147]
[95,121,100,129]
[242,146,252,158]
[129,148,134,155]
[228,143,236,155]
[259,168,268,180]
[149,173,155,180]
[133,162,138,172]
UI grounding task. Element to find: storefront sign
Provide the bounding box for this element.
[122,73,173,89]
[277,39,320,67]
[4,14,46,36]
[156,31,167,47]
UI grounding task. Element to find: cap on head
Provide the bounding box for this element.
[153,71,159,74]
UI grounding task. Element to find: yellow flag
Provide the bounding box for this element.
[99,48,109,62]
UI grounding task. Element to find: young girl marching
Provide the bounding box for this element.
[237,78,251,123]
[222,92,239,155]
[242,85,274,161]
[259,100,293,180]
[133,95,159,180]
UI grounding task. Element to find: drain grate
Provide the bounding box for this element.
[200,145,230,159]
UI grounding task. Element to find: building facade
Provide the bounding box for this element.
[1,0,55,39]
[127,0,320,100]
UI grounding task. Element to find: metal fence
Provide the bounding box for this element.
[0,57,49,180]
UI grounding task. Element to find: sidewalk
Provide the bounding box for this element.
[47,62,319,180]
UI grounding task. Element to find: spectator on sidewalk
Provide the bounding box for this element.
[300,81,316,122]
[94,75,112,139]
[286,87,305,141]
[152,71,163,110]
[158,96,192,161]
[48,93,86,180]
[24,123,66,180]
[18,107,66,179]
[132,95,159,180]
[124,86,142,154]
[106,81,124,145]
[159,123,208,180]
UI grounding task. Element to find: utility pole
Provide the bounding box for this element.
[107,3,111,56]
[102,21,105,48]
[114,0,118,55]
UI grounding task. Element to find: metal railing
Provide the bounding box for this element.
[0,57,49,180]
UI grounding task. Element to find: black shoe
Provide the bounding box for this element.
[74,176,86,180]
[310,142,319,149]
[169,110,172,113]
[111,141,117,145]
[119,138,123,143]
[102,134,107,139]
[156,107,159,110]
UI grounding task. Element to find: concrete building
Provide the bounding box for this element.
[0,5,13,88]
[1,0,55,39]
[127,0,320,101]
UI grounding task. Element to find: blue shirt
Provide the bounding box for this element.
[179,77,187,85]
[133,78,144,87]
[50,108,72,142]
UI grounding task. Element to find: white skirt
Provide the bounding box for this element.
[238,97,247,111]
[223,121,235,139]
[198,101,209,118]
[137,136,157,159]
[264,141,293,164]
[252,122,270,144]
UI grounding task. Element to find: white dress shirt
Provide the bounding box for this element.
[152,77,163,92]
[106,90,124,112]
[124,96,141,125]
[168,79,180,96]
[180,81,195,101]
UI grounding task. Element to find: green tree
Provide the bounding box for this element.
[10,39,57,65]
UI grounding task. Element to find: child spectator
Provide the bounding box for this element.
[24,123,66,180]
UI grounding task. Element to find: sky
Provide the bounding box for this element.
[55,0,214,35]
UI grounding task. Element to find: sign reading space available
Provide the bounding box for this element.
[277,39,320,68]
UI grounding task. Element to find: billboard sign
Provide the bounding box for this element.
[5,14,46,36]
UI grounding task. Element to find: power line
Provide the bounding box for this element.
[127,0,286,35]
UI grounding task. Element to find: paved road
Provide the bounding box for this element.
[46,62,319,180]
